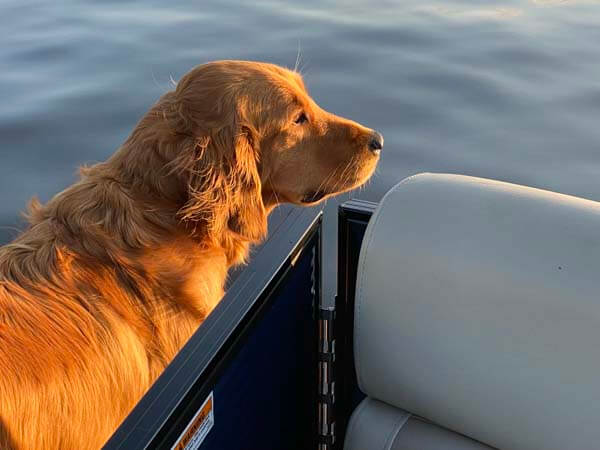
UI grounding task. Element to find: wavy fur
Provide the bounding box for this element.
[0,60,380,449]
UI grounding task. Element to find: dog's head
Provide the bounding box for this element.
[144,61,381,248]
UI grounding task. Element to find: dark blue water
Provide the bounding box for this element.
[2,0,600,300]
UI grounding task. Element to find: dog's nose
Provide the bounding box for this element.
[368,131,384,154]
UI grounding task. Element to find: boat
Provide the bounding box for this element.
[105,172,600,450]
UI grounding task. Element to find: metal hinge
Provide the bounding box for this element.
[318,307,336,450]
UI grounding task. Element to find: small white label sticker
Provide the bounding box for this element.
[171,391,214,450]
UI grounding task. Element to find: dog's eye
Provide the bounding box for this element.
[294,112,308,125]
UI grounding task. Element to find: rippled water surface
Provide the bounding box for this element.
[2,0,600,297]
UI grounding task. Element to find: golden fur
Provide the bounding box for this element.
[0,60,381,449]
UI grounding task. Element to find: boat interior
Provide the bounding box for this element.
[105,172,600,450]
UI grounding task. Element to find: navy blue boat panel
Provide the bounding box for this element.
[196,243,317,450]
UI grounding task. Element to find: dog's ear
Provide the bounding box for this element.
[167,69,267,252]
[223,124,267,242]
[202,118,267,243]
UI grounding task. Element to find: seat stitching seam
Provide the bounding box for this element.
[383,411,412,450]
[344,397,372,450]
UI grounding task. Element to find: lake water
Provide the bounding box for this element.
[2,0,600,301]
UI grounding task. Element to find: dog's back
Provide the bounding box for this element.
[0,178,213,449]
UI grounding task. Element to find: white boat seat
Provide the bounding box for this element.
[345,173,600,450]
[345,397,491,450]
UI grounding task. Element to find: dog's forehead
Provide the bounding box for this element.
[252,64,306,92]
[251,74,310,110]
[267,74,304,93]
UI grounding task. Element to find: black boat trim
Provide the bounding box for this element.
[104,205,323,449]
[334,199,377,449]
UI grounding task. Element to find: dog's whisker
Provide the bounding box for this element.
[151,70,164,92]
[294,40,303,73]
[268,175,281,207]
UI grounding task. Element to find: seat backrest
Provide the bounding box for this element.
[354,173,600,450]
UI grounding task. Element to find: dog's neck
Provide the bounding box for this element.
[78,159,256,267]
[8,169,253,333]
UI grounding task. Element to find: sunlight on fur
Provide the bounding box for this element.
[0,60,381,449]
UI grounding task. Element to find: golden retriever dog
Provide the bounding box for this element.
[0,60,382,449]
